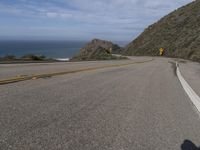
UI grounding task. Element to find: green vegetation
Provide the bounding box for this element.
[111,44,123,54]
[1,55,16,61]
[124,0,200,62]
[0,54,52,62]
[21,54,46,61]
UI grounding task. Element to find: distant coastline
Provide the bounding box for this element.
[0,40,127,60]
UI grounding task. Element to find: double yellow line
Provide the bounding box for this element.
[0,59,153,85]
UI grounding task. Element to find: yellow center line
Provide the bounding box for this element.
[0,59,154,85]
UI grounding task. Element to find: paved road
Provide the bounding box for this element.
[0,57,200,150]
[0,57,147,79]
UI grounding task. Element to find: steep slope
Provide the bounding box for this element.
[72,39,124,61]
[125,0,200,61]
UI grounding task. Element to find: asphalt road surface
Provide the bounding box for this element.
[0,57,200,150]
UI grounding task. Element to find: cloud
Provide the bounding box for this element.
[0,0,193,40]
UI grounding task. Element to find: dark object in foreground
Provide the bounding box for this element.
[181,140,200,150]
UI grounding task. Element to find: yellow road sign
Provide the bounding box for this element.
[159,48,164,56]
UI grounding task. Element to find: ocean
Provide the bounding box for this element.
[0,40,87,59]
[0,40,128,59]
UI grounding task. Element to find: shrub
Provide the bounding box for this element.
[3,55,16,60]
[21,54,46,61]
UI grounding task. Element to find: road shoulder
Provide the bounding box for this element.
[179,61,200,97]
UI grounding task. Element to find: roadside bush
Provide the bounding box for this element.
[3,55,16,60]
[21,54,46,61]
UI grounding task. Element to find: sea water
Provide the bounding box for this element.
[0,40,86,59]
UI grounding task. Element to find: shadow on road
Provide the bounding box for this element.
[181,140,200,150]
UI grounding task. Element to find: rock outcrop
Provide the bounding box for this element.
[72,39,124,61]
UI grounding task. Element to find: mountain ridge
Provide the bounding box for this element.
[124,0,200,61]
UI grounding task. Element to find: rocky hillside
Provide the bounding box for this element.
[124,0,200,61]
[72,39,124,61]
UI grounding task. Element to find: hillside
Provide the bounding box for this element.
[72,39,124,61]
[124,0,200,61]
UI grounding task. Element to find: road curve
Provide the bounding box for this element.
[0,57,200,150]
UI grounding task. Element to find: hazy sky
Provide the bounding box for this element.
[0,0,193,41]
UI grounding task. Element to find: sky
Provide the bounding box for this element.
[0,0,193,41]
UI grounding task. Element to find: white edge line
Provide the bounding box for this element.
[176,62,200,113]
